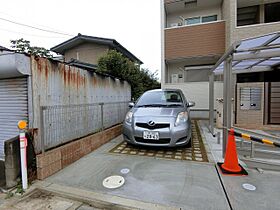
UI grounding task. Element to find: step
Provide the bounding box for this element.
[238,148,280,160]
[36,183,179,210]
[236,139,280,152]
[240,157,280,171]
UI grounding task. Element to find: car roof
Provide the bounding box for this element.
[146,89,181,93]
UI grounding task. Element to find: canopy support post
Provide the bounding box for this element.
[209,73,215,136]
[223,56,233,158]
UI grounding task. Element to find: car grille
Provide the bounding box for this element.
[134,137,171,144]
[136,123,170,130]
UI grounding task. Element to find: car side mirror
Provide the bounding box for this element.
[128,102,135,108]
[187,101,195,107]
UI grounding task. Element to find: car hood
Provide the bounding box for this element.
[133,107,185,118]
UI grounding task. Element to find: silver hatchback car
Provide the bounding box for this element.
[123,89,195,147]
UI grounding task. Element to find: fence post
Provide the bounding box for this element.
[100,103,104,131]
[240,139,243,149]
[40,106,45,153]
[118,102,121,124]
[250,141,255,158]
[217,132,221,144]
[18,121,28,190]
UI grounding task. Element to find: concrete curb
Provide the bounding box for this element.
[196,120,215,164]
[35,182,180,210]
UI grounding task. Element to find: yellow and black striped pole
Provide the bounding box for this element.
[232,130,280,148]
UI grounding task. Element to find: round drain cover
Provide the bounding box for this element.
[242,183,256,191]
[120,168,130,174]
[103,175,125,189]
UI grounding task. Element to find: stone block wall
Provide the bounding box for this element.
[4,136,20,188]
[36,124,122,180]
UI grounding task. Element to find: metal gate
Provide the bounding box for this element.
[269,82,280,124]
[0,77,28,159]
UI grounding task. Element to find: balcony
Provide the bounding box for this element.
[165,0,222,14]
[165,21,225,61]
[164,0,177,3]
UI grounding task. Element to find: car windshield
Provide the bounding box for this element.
[136,91,183,107]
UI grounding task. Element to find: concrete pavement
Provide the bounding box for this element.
[3,120,280,209]
[0,188,101,210]
[0,193,4,207]
[199,120,280,210]
[44,135,230,210]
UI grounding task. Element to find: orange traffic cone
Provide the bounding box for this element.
[217,129,248,176]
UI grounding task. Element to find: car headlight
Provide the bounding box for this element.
[125,111,133,124]
[175,112,188,126]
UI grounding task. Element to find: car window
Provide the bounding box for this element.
[136,91,183,107]
[165,92,182,102]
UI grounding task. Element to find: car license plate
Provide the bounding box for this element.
[143,131,159,140]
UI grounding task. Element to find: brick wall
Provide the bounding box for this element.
[165,21,225,60]
[36,124,122,180]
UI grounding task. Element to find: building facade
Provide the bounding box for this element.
[162,0,280,124]
[51,34,143,69]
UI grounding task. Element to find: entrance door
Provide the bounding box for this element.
[269,82,280,124]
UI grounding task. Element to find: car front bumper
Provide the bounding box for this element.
[122,119,191,147]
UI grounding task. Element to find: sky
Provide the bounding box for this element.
[0,0,161,78]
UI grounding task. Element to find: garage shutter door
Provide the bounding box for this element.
[269,82,280,124]
[0,77,28,159]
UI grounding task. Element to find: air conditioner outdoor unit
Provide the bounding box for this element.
[170,23,179,28]
[171,74,179,83]
[178,74,184,83]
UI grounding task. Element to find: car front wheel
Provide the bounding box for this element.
[185,137,192,148]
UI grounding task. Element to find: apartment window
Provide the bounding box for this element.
[237,6,260,26]
[185,17,200,25]
[184,69,209,82]
[185,15,218,25]
[184,66,212,82]
[202,15,217,23]
[265,2,280,23]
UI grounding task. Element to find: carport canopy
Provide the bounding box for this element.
[208,32,280,157]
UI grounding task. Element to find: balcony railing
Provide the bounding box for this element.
[164,0,180,3]
[165,21,226,61]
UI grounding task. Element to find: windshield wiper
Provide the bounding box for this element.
[137,104,167,108]
[166,104,183,107]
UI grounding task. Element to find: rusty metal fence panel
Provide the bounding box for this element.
[103,102,128,129]
[40,101,129,151]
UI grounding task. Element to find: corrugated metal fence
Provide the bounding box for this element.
[40,101,129,152]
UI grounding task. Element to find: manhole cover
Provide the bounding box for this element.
[120,168,130,174]
[242,183,256,191]
[103,175,125,189]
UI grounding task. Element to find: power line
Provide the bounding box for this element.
[0,17,74,37]
[0,27,67,39]
[0,10,68,34]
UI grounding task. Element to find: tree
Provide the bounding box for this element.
[10,38,53,58]
[97,50,160,100]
